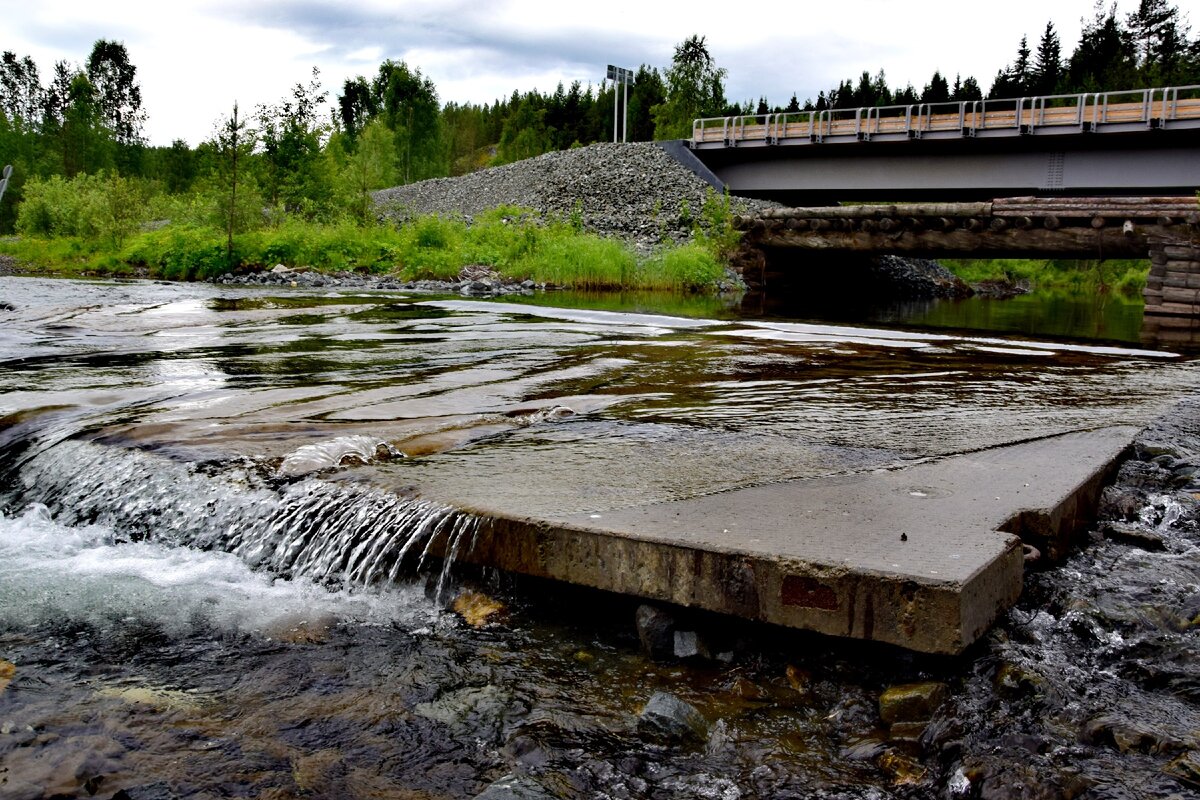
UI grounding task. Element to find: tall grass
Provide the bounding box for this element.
[2,205,738,292]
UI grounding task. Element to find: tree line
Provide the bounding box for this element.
[1,0,1198,234]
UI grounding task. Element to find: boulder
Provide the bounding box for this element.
[637,691,708,744]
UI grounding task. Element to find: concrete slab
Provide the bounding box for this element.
[435,426,1137,654]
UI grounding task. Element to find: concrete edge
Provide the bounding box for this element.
[656,140,726,193]
[443,426,1139,655]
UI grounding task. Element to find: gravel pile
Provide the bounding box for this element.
[372,142,777,251]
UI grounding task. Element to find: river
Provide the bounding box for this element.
[1,276,1198,799]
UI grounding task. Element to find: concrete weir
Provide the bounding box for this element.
[437,426,1136,655]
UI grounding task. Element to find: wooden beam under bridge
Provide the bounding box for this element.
[732,196,1200,320]
[734,197,1199,259]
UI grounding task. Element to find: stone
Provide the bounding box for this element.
[637,691,708,744]
[414,685,518,742]
[1164,751,1200,790]
[453,591,508,627]
[994,662,1046,698]
[879,682,948,725]
[673,630,710,659]
[1081,714,1185,756]
[635,604,675,660]
[1100,522,1166,551]
[878,749,926,785]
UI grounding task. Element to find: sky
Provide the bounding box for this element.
[6,0,1144,147]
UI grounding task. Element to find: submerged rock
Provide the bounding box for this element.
[637,691,708,745]
[1164,751,1200,790]
[453,591,508,628]
[878,681,948,725]
[473,774,559,799]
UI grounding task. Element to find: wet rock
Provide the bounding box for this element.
[473,774,559,799]
[1164,750,1200,789]
[993,662,1046,698]
[888,721,929,743]
[721,675,768,702]
[785,664,812,695]
[968,762,1092,800]
[672,629,711,660]
[264,612,338,644]
[1080,714,1185,756]
[96,684,205,712]
[877,748,926,785]
[1100,521,1166,551]
[1099,485,1146,520]
[637,691,708,745]
[292,749,347,792]
[635,604,675,660]
[113,783,176,800]
[453,591,508,627]
[0,659,13,695]
[878,682,948,725]
[415,684,521,742]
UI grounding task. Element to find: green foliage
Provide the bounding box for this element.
[16,171,151,246]
[256,68,334,218]
[123,223,228,280]
[694,188,740,261]
[642,243,724,291]
[653,35,728,139]
[332,118,396,224]
[514,232,636,289]
[941,258,1150,298]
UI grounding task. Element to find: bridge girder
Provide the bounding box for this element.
[691,130,1200,204]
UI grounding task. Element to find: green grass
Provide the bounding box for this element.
[940,258,1149,299]
[0,207,739,293]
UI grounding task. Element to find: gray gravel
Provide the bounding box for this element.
[372,142,778,251]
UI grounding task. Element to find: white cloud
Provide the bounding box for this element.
[6,0,1140,146]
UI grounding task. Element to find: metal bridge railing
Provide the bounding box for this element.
[690,84,1200,145]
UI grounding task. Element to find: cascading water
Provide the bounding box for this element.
[2,436,482,600]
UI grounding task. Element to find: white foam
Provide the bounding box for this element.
[0,504,430,636]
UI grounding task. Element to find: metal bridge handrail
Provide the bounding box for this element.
[691,83,1200,144]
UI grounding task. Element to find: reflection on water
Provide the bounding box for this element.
[741,289,1149,346]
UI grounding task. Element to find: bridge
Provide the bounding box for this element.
[685,86,1200,203]
[682,85,1200,329]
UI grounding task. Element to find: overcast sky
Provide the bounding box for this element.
[7,0,1144,147]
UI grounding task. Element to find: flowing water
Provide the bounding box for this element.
[1,276,1199,799]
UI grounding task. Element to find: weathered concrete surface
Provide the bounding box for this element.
[433,426,1137,655]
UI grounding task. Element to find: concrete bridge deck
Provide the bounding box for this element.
[424,426,1136,655]
[681,85,1200,204]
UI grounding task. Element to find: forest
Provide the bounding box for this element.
[0,0,1197,287]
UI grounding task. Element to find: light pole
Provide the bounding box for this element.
[606,65,635,143]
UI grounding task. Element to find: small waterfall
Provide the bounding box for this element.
[2,438,482,599]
